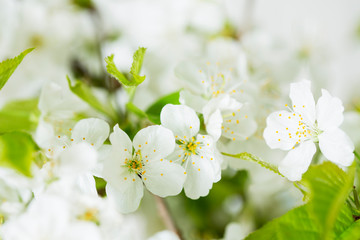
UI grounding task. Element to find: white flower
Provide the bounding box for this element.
[175,39,253,113]
[0,194,102,240]
[160,104,221,199]
[263,80,354,181]
[103,125,185,213]
[203,94,257,141]
[35,118,109,194]
[176,60,251,113]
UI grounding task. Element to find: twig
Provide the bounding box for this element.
[154,195,184,240]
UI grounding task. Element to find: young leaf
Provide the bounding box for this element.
[145,91,180,124]
[0,48,34,90]
[0,98,40,133]
[67,76,118,122]
[130,47,146,82]
[0,132,38,177]
[105,55,130,85]
[301,162,356,239]
[337,221,360,240]
[245,162,356,240]
[105,47,147,87]
[245,205,321,240]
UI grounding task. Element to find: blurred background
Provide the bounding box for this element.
[1,0,360,239]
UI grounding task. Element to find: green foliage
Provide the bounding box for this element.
[0,132,38,177]
[145,91,180,124]
[301,162,355,239]
[126,102,148,119]
[105,47,147,87]
[222,152,284,177]
[67,76,118,122]
[130,47,146,83]
[0,99,40,133]
[0,48,34,90]
[245,162,358,240]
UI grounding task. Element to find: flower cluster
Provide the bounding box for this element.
[0,1,358,238]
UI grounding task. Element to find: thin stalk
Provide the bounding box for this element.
[353,186,360,210]
[354,151,360,162]
[154,195,184,240]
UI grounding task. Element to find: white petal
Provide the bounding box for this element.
[161,104,200,138]
[76,173,97,196]
[183,155,216,199]
[38,82,86,115]
[196,134,221,181]
[203,95,244,140]
[179,90,207,113]
[289,80,316,125]
[205,109,223,141]
[203,95,242,121]
[143,160,185,197]
[72,118,110,149]
[174,61,206,94]
[279,141,316,181]
[58,142,97,176]
[92,144,112,178]
[106,179,144,214]
[102,148,131,185]
[109,124,133,156]
[34,119,55,149]
[222,111,257,141]
[318,128,354,166]
[263,110,299,150]
[133,125,175,160]
[316,89,344,131]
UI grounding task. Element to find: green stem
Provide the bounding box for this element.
[354,151,360,162]
[353,186,360,210]
[154,195,184,240]
[221,152,284,178]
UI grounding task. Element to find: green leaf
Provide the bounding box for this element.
[67,76,118,121]
[337,220,360,240]
[0,99,40,133]
[130,47,146,83]
[0,48,34,90]
[221,152,284,177]
[105,55,129,85]
[145,91,180,124]
[245,162,356,240]
[105,47,147,87]
[301,162,356,239]
[0,132,38,177]
[245,205,321,240]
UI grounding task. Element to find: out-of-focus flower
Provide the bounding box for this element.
[161,104,221,199]
[103,125,185,213]
[0,194,102,240]
[264,80,354,181]
[34,118,109,195]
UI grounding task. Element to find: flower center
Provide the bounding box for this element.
[78,208,100,225]
[177,136,201,156]
[124,150,144,174]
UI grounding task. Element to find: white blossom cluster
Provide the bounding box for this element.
[1,0,360,239]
